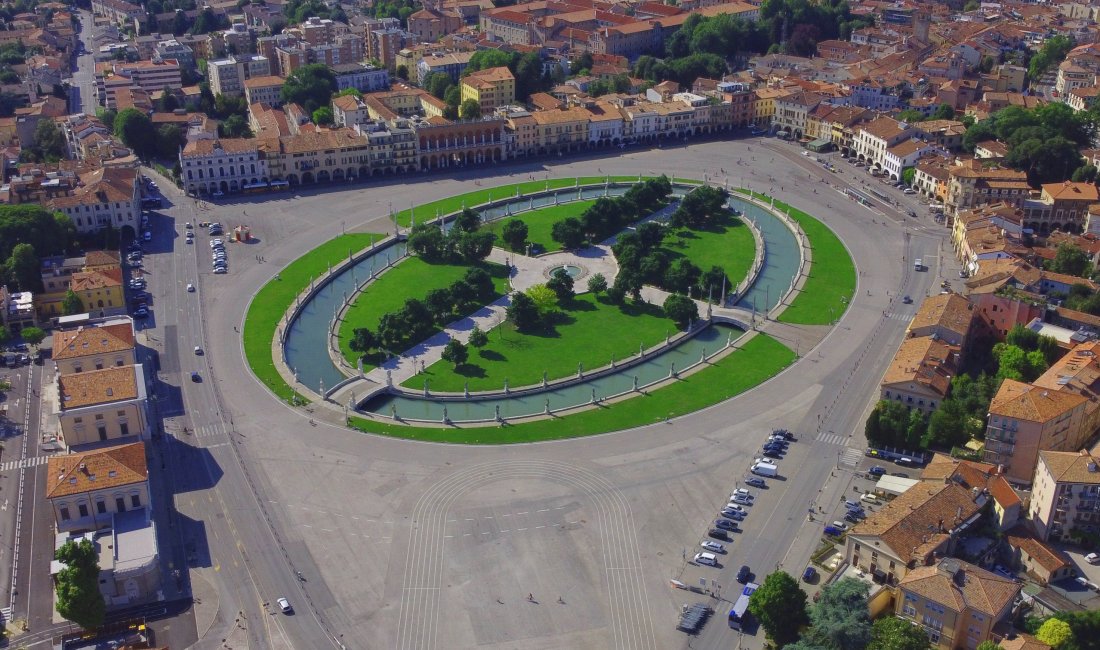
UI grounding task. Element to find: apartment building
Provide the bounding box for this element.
[416,51,475,85]
[951,203,1027,276]
[180,137,270,195]
[1019,181,1100,235]
[1030,450,1100,542]
[208,55,272,97]
[984,380,1089,484]
[895,558,1020,649]
[460,66,516,115]
[771,91,823,141]
[52,317,137,375]
[95,60,182,108]
[945,160,1030,221]
[243,75,285,107]
[43,166,141,236]
[854,116,915,173]
[333,62,390,93]
[56,364,150,448]
[880,335,960,414]
[907,293,975,348]
[845,480,985,584]
[47,441,149,533]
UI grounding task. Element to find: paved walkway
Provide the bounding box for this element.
[487,244,619,293]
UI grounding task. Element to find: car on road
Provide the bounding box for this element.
[736,565,751,584]
[1086,553,1099,564]
[802,566,817,582]
[187,283,195,292]
[901,295,912,304]
[191,371,201,382]
[185,222,193,229]
[277,597,292,613]
[700,540,726,553]
[868,466,886,476]
[714,518,737,532]
[694,552,719,567]
[745,477,767,488]
[194,346,203,355]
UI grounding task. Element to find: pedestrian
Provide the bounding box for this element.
[528,593,534,602]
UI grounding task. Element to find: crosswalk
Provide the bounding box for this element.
[839,447,864,468]
[885,311,914,322]
[0,456,48,472]
[0,606,11,624]
[191,422,228,439]
[816,431,848,446]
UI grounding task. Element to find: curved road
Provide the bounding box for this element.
[140,137,954,649]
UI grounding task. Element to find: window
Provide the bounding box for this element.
[130,494,141,508]
[78,504,89,518]
[60,506,70,521]
[115,497,126,512]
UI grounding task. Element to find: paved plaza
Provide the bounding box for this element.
[138,138,954,649]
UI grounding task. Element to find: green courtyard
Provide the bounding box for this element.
[662,211,755,294]
[402,292,677,392]
[483,200,596,254]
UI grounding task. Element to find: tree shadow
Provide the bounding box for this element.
[563,298,595,312]
[454,363,487,379]
[479,349,507,362]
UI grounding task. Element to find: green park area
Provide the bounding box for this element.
[244,232,381,402]
[352,333,795,443]
[484,200,596,253]
[736,190,856,325]
[337,256,509,366]
[663,211,755,294]
[403,292,675,392]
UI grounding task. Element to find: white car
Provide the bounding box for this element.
[186,283,195,292]
[754,456,780,465]
[903,188,917,194]
[277,596,292,613]
[1086,552,1100,564]
[724,503,746,512]
[194,346,203,355]
[730,495,752,506]
[700,540,726,553]
[731,488,753,499]
[213,267,227,274]
[694,552,718,567]
[831,521,848,531]
[210,239,223,248]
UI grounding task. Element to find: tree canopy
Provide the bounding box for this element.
[281,64,338,113]
[113,108,156,159]
[867,616,931,650]
[802,578,872,650]
[962,103,1094,184]
[54,539,105,629]
[748,571,809,646]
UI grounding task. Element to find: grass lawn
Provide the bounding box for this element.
[663,211,756,291]
[244,233,382,402]
[403,292,675,392]
[351,333,795,443]
[483,200,596,254]
[337,257,510,365]
[735,190,856,325]
[392,176,700,226]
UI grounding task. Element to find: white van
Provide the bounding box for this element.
[694,552,718,566]
[914,259,922,271]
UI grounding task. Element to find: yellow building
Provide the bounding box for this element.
[70,268,126,318]
[752,88,790,128]
[55,364,151,448]
[460,66,515,115]
[530,107,590,155]
[51,317,137,376]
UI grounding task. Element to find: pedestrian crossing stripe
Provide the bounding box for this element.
[193,423,227,439]
[839,448,863,467]
[816,432,847,446]
[0,456,48,472]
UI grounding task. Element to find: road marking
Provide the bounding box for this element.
[517,511,528,515]
[535,525,545,529]
[537,509,549,512]
[0,456,47,472]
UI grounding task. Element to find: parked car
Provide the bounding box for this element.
[720,508,745,521]
[802,566,817,582]
[745,477,767,488]
[694,552,718,567]
[700,540,726,554]
[708,528,730,541]
[1086,553,1099,564]
[714,518,737,532]
[831,521,848,531]
[868,466,886,476]
[861,493,879,504]
[731,488,753,499]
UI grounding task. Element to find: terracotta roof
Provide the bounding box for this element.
[909,293,975,338]
[70,268,123,292]
[989,379,1087,423]
[463,65,514,86]
[899,558,1020,618]
[45,441,147,499]
[244,74,285,88]
[58,365,139,409]
[887,139,928,158]
[181,137,264,157]
[881,335,958,397]
[1042,181,1099,202]
[83,250,120,267]
[849,480,983,563]
[52,322,135,361]
[859,116,907,140]
[1005,526,1071,574]
[44,166,137,210]
[1038,449,1100,485]
[919,454,1020,512]
[532,107,591,125]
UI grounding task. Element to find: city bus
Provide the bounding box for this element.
[728,582,758,630]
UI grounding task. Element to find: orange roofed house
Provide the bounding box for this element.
[54,363,150,448]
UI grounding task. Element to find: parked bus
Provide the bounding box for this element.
[728,582,759,630]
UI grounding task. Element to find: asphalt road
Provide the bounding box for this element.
[5,137,961,649]
[69,12,98,115]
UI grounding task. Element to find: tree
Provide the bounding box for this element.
[868,616,931,650]
[925,400,972,449]
[8,242,42,292]
[546,268,574,301]
[865,400,923,449]
[407,223,447,261]
[468,326,488,348]
[61,290,84,316]
[451,207,481,233]
[113,108,156,159]
[158,85,180,112]
[440,339,468,367]
[526,284,559,316]
[1048,243,1092,278]
[663,293,698,328]
[587,273,607,296]
[396,64,409,80]
[31,118,67,161]
[349,327,376,353]
[501,219,528,252]
[459,98,481,120]
[932,103,956,120]
[281,64,337,113]
[54,539,105,629]
[0,325,9,345]
[1037,618,1074,649]
[312,106,333,126]
[664,258,701,294]
[803,578,872,650]
[1029,34,1075,80]
[699,265,728,298]
[551,217,586,249]
[219,114,252,138]
[975,642,1000,650]
[20,326,45,348]
[425,72,454,100]
[747,571,809,647]
[335,87,363,99]
[507,291,540,331]
[155,123,185,160]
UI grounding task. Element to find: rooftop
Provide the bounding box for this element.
[909,292,975,338]
[989,379,1087,423]
[1038,449,1100,485]
[45,441,147,498]
[898,557,1020,617]
[58,364,141,410]
[52,321,135,361]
